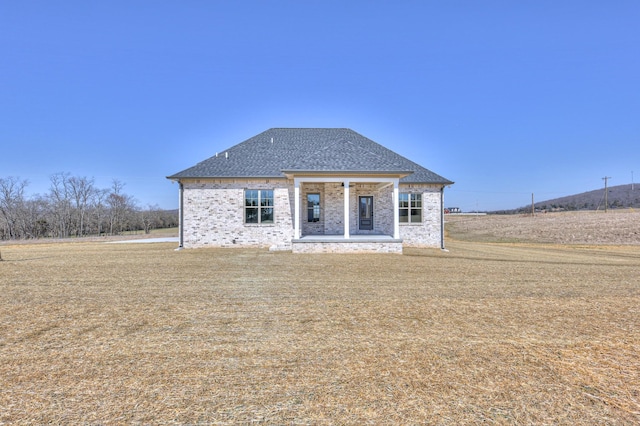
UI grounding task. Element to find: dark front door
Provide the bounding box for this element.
[359,196,374,230]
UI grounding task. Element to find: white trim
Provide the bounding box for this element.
[398,192,423,224]
[294,180,300,239]
[393,181,400,239]
[343,179,350,238]
[440,186,446,250]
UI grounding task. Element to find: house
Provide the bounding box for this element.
[167,128,453,253]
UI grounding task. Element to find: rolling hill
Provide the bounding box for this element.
[506,184,640,213]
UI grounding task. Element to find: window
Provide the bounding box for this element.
[399,193,422,223]
[245,189,274,224]
[307,193,320,222]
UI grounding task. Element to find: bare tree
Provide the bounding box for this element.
[18,195,49,239]
[48,172,73,238]
[90,188,109,236]
[28,195,50,238]
[106,180,136,235]
[139,204,162,234]
[1,173,174,240]
[68,176,96,237]
[0,176,29,239]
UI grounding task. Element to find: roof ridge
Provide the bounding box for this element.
[266,127,352,132]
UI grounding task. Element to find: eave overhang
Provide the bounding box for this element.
[282,170,414,179]
[167,173,454,186]
[404,179,455,186]
[166,174,287,182]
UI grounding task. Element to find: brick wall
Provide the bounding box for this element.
[182,179,293,248]
[301,183,325,235]
[181,179,445,249]
[399,184,444,247]
[323,183,344,234]
[351,183,394,236]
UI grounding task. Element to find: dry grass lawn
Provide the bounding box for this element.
[446,209,640,245]
[1,219,639,424]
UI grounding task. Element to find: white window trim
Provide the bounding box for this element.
[244,189,274,225]
[399,192,423,224]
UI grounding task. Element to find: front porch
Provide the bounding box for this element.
[289,174,406,253]
[292,234,403,254]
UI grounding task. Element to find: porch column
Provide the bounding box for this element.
[393,179,400,239]
[294,178,300,239]
[343,179,350,239]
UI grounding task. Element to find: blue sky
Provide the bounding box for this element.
[2,1,638,211]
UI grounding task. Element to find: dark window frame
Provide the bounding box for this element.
[307,193,321,222]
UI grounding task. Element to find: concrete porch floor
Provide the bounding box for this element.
[296,234,402,243]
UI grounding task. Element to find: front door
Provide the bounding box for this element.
[359,196,374,230]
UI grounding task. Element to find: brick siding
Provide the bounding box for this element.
[399,184,443,247]
[182,179,293,248]
[181,179,445,250]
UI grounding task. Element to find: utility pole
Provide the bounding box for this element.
[632,171,634,191]
[531,193,535,217]
[602,176,611,212]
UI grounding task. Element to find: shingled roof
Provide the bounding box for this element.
[168,128,452,184]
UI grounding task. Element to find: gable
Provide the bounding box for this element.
[168,128,452,185]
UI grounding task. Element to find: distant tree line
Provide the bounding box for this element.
[0,173,178,240]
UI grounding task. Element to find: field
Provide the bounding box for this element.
[1,213,639,424]
[446,209,640,245]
